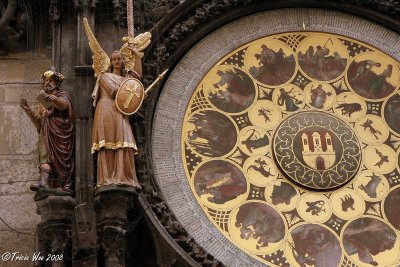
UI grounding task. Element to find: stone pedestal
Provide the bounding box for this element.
[72,202,97,267]
[94,186,138,267]
[36,195,75,267]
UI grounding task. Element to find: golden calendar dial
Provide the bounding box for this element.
[181,32,400,266]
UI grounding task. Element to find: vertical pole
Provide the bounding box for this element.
[127,0,134,37]
[72,2,97,266]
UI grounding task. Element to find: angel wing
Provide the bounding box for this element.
[83,18,109,77]
[120,32,152,73]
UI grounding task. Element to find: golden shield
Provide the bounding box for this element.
[115,78,144,115]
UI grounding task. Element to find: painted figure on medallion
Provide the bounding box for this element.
[384,187,400,231]
[206,66,255,113]
[334,92,366,122]
[235,202,285,249]
[363,145,396,174]
[246,158,274,182]
[272,84,304,112]
[83,18,151,188]
[384,94,400,134]
[247,39,296,86]
[310,84,332,109]
[186,110,237,157]
[304,83,335,110]
[354,171,389,201]
[277,88,301,111]
[330,189,365,221]
[298,46,347,81]
[20,69,75,192]
[347,52,398,99]
[335,102,362,117]
[287,224,342,267]
[270,182,297,206]
[194,160,247,205]
[239,126,270,156]
[243,156,277,187]
[343,218,397,266]
[359,173,382,198]
[247,100,281,130]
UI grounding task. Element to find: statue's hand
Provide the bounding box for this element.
[20,98,30,111]
[127,45,143,59]
[45,94,57,102]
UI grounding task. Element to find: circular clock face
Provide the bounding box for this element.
[181,32,400,266]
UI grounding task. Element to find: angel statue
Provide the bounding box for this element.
[83,18,152,189]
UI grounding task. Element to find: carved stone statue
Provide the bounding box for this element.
[0,0,30,55]
[20,70,75,192]
[83,18,151,189]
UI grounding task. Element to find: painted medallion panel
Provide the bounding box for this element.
[181,32,400,266]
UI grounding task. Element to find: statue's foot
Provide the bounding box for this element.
[37,168,51,188]
[60,186,73,193]
[30,184,39,191]
[38,181,50,188]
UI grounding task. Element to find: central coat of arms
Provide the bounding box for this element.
[273,111,362,189]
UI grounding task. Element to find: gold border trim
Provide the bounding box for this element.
[91,141,138,154]
[115,78,145,115]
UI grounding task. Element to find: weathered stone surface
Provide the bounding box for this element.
[0,105,21,155]
[18,109,39,155]
[0,194,39,232]
[3,85,41,104]
[0,54,52,266]
[0,105,38,155]
[95,187,137,267]
[0,231,36,267]
[0,56,50,84]
[0,158,38,196]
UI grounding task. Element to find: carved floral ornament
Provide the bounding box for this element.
[152,9,400,266]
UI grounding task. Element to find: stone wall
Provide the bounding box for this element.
[0,53,51,267]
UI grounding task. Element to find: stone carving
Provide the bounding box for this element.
[0,0,31,54]
[73,0,97,8]
[112,0,180,31]
[143,185,223,266]
[49,0,61,22]
[20,69,75,192]
[36,196,75,266]
[94,189,137,267]
[340,0,400,17]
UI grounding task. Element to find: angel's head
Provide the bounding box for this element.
[108,51,125,75]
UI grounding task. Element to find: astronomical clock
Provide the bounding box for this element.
[152,9,400,267]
